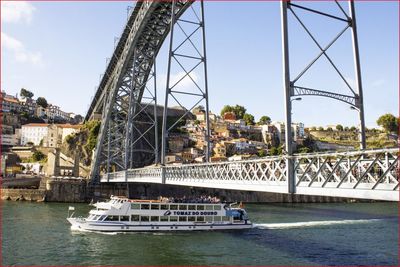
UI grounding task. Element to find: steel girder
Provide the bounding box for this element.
[90,1,193,182]
[281,0,367,157]
[101,148,399,201]
[161,0,211,165]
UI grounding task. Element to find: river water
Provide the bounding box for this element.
[2,201,398,266]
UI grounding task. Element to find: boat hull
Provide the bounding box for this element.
[68,218,252,232]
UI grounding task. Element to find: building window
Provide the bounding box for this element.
[131,203,140,210]
[104,215,119,221]
[140,216,149,222]
[179,216,187,222]
[150,204,159,210]
[131,215,139,221]
[169,216,178,222]
[120,216,129,221]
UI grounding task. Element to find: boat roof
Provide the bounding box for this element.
[110,195,222,204]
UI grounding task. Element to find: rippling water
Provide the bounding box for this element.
[2,201,398,266]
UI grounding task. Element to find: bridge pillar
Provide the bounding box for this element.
[281,0,295,194]
[349,1,367,150]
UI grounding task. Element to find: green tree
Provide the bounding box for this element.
[220,105,234,116]
[310,126,317,131]
[258,116,271,125]
[257,150,267,157]
[220,104,247,119]
[233,105,246,119]
[377,113,398,133]
[269,147,278,156]
[344,126,350,131]
[20,88,34,98]
[336,124,343,131]
[32,151,45,161]
[350,126,357,132]
[243,113,255,126]
[84,120,101,152]
[318,127,324,131]
[326,127,333,131]
[37,97,48,108]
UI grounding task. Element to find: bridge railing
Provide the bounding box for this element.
[100,148,399,200]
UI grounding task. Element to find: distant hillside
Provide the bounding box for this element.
[309,130,397,150]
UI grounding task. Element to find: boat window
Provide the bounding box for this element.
[213,205,221,210]
[196,205,204,210]
[150,204,159,210]
[131,203,140,210]
[170,204,178,210]
[120,216,129,221]
[104,215,119,221]
[131,215,139,221]
[214,216,222,222]
[205,216,213,222]
[222,216,230,221]
[179,205,187,210]
[160,204,169,210]
[188,205,196,210]
[99,215,106,221]
[196,216,205,222]
[188,216,196,222]
[150,216,159,222]
[160,216,169,222]
[141,204,150,210]
[140,216,149,222]
[205,205,213,211]
[170,216,178,222]
[179,216,187,222]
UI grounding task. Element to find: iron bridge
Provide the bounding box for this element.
[86,1,399,202]
[101,148,399,202]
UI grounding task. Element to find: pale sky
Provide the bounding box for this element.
[1,1,398,127]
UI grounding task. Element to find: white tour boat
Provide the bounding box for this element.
[67,196,252,232]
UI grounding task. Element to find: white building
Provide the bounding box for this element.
[270,121,305,143]
[58,124,81,142]
[20,123,81,147]
[21,123,49,145]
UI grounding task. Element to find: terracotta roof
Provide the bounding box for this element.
[22,123,49,127]
[4,98,20,104]
[56,124,81,129]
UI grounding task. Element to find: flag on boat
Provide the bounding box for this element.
[68,206,75,211]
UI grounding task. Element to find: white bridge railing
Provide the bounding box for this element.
[101,148,399,201]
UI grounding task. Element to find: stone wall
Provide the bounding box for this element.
[120,183,345,203]
[1,189,46,201]
[45,178,87,203]
[1,179,347,203]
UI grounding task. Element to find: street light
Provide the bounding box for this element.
[291,97,302,102]
[350,106,360,112]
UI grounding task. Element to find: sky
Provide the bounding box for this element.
[1,1,398,128]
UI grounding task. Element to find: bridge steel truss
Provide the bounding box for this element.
[161,0,211,165]
[90,1,194,181]
[101,148,400,202]
[281,0,367,194]
[88,1,398,201]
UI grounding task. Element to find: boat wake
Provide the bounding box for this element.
[253,219,381,229]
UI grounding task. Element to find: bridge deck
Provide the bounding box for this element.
[100,148,399,201]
